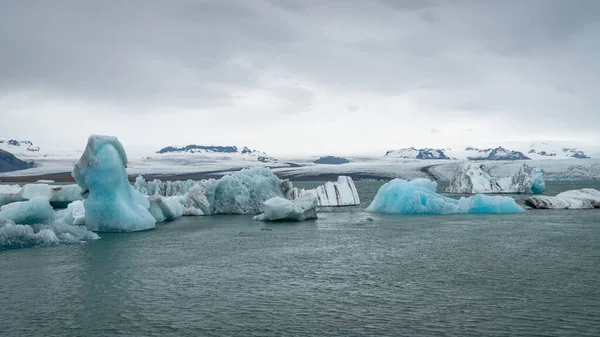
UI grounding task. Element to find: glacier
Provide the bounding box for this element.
[72,135,156,232]
[445,163,544,194]
[367,178,525,215]
[253,194,318,221]
[288,176,360,206]
[525,188,600,209]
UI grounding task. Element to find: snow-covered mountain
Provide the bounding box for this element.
[385,147,450,160]
[526,142,591,159]
[156,144,277,162]
[464,146,530,161]
[0,138,40,155]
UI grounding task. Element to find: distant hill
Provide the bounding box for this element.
[0,149,33,172]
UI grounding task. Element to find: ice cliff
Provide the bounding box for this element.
[446,163,544,194]
[367,178,525,215]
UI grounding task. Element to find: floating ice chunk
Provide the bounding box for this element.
[72,135,155,232]
[445,163,544,194]
[18,183,83,206]
[36,180,55,184]
[367,178,525,215]
[148,196,185,222]
[52,200,86,226]
[134,176,197,196]
[525,188,600,209]
[0,184,23,207]
[212,167,284,215]
[254,193,318,221]
[0,196,54,224]
[180,179,216,215]
[289,176,360,206]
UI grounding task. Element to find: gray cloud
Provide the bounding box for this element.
[0,0,599,153]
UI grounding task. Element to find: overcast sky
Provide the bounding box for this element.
[1,0,599,155]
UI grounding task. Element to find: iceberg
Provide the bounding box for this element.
[445,163,544,194]
[51,200,86,226]
[524,188,600,209]
[18,183,83,207]
[0,196,54,224]
[367,178,525,215]
[289,176,361,206]
[253,194,318,221]
[211,167,285,215]
[72,135,156,232]
[0,184,23,207]
[134,176,197,197]
[148,195,185,222]
[134,168,291,216]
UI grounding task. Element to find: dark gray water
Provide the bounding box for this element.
[1,181,600,336]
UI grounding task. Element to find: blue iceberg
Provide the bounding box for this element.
[367,178,525,215]
[531,168,545,194]
[72,135,156,232]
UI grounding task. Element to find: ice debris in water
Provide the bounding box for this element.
[525,188,600,209]
[367,178,525,215]
[0,200,99,251]
[254,193,318,221]
[288,176,360,206]
[0,196,54,224]
[446,163,544,194]
[72,135,156,232]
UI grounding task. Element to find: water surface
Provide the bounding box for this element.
[1,181,599,336]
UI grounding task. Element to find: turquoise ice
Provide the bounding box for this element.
[72,135,156,232]
[367,178,525,215]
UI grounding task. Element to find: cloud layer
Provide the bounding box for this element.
[1,0,599,155]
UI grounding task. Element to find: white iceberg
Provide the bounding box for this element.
[0,219,59,250]
[445,163,544,194]
[0,184,23,207]
[148,195,185,222]
[253,194,318,221]
[367,178,525,215]
[289,176,360,206]
[72,135,156,232]
[0,196,54,224]
[18,183,83,206]
[524,188,600,209]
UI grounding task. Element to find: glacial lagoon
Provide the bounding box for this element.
[1,181,600,336]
